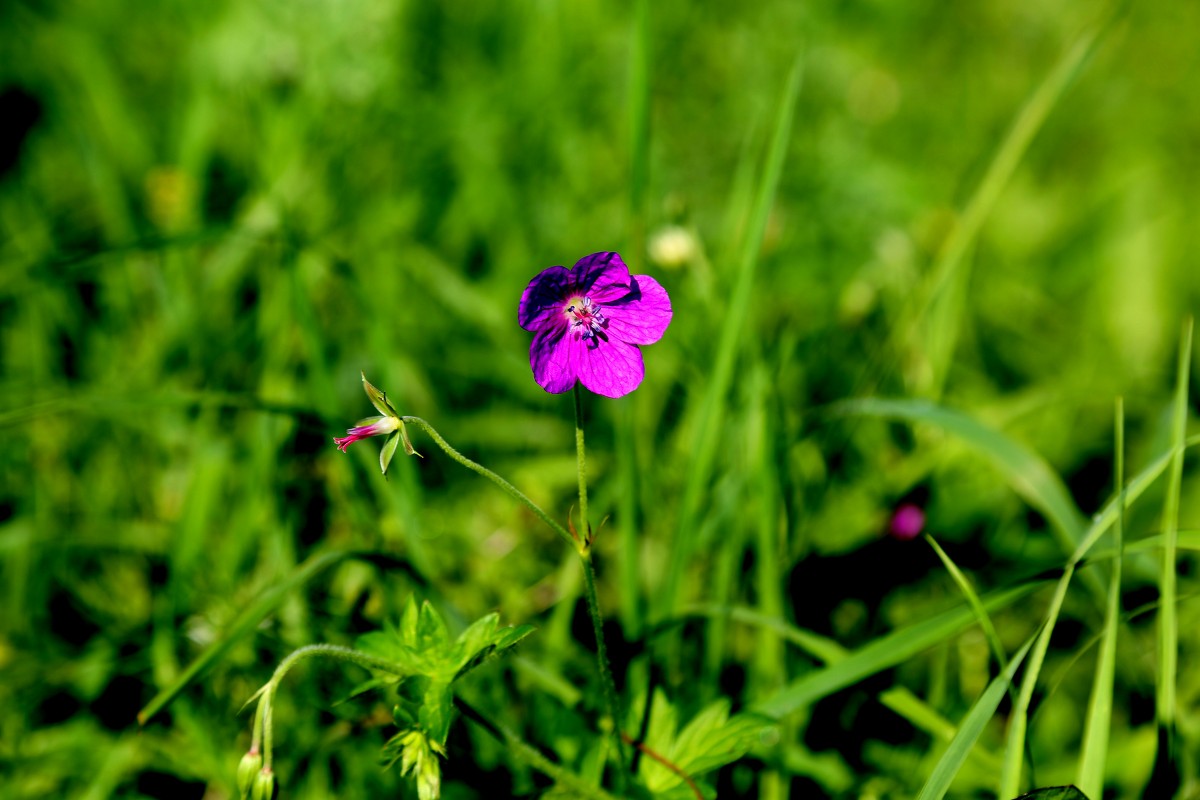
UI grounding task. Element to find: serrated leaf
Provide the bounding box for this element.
[452,623,536,681]
[380,431,401,475]
[417,679,454,746]
[639,691,773,796]
[335,676,401,706]
[399,595,420,644]
[354,628,423,675]
[416,600,450,651]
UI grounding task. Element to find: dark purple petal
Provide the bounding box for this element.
[571,252,632,303]
[529,324,578,393]
[568,335,645,398]
[602,274,672,345]
[519,265,572,331]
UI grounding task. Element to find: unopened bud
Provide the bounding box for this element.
[251,767,277,800]
[237,749,263,798]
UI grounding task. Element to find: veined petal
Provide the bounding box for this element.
[602,274,672,345]
[529,324,578,394]
[571,252,632,303]
[569,335,645,398]
[519,265,572,331]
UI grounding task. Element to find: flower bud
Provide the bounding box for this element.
[237,749,263,798]
[251,767,277,800]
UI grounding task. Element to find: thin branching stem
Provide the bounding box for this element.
[401,416,575,547]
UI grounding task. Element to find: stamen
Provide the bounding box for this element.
[565,295,606,340]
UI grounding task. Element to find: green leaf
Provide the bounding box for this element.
[917,637,1034,800]
[362,371,400,417]
[638,691,773,798]
[416,600,450,652]
[418,679,454,746]
[380,431,401,475]
[452,620,536,681]
[753,582,1041,719]
[354,628,424,675]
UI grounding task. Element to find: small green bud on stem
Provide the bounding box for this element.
[237,749,263,798]
[251,767,277,800]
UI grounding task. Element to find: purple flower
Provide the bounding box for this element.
[518,252,672,398]
[888,504,926,541]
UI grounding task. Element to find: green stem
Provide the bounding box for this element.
[455,697,621,800]
[574,384,589,544]
[401,416,574,547]
[258,644,409,770]
[573,385,629,791]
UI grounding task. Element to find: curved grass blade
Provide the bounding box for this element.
[833,398,1086,552]
[751,582,1042,720]
[1076,399,1124,797]
[916,637,1035,800]
[138,548,353,724]
[1158,319,1193,727]
[924,533,1007,672]
[901,19,1107,398]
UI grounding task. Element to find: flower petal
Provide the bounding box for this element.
[571,252,632,303]
[569,335,645,398]
[519,265,572,331]
[602,274,672,345]
[529,324,578,393]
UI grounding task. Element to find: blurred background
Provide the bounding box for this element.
[2,0,1198,797]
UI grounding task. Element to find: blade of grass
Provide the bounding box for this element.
[680,603,846,666]
[998,562,1075,797]
[833,398,1086,552]
[138,548,354,724]
[1077,398,1125,797]
[751,582,1042,720]
[658,55,803,620]
[1155,317,1193,753]
[902,19,1107,398]
[924,533,1008,673]
[917,637,1035,800]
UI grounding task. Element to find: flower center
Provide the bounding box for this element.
[564,295,607,340]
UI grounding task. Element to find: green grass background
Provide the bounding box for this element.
[2,0,1199,797]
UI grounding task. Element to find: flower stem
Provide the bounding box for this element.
[257,644,409,770]
[400,416,575,547]
[573,384,629,792]
[404,406,628,792]
[574,384,589,544]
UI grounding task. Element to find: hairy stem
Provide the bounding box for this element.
[257,644,409,770]
[401,416,574,547]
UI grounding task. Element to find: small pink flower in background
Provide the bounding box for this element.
[889,503,926,541]
[518,251,672,398]
[334,373,419,475]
